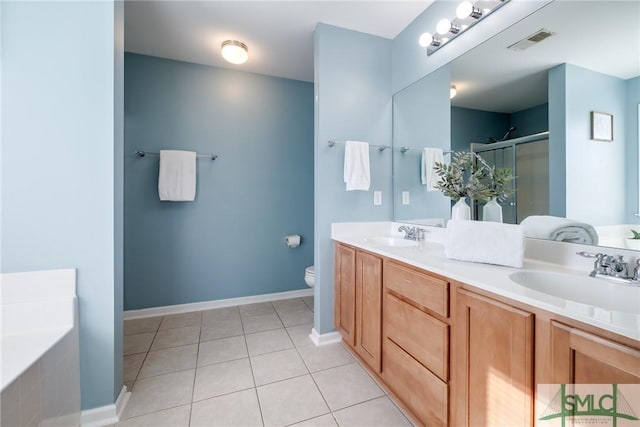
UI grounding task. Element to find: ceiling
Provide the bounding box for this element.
[124,1,432,82]
[450,1,640,113]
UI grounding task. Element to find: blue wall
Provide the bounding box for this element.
[549,64,627,226]
[510,103,549,139]
[451,107,510,151]
[625,76,640,224]
[314,24,393,334]
[393,66,451,222]
[124,54,314,310]
[1,1,122,410]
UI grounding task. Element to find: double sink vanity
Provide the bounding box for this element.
[331,222,640,427]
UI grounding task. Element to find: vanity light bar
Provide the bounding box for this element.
[421,0,511,56]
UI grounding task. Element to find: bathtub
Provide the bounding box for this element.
[1,269,80,426]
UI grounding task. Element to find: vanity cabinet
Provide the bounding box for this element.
[383,260,450,427]
[334,242,383,372]
[548,321,640,384]
[332,242,639,427]
[334,243,356,346]
[453,288,534,427]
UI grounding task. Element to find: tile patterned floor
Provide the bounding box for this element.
[120,297,414,427]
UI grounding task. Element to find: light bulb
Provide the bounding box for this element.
[456,1,473,19]
[437,19,452,35]
[419,32,433,48]
[221,40,248,65]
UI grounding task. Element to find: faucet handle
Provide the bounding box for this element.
[576,251,602,258]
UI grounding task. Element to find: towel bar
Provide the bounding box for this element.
[327,140,390,152]
[135,150,218,160]
[400,147,453,154]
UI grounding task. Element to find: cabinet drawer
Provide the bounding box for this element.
[383,338,448,427]
[384,292,448,381]
[385,261,449,318]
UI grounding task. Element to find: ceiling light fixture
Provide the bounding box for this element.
[420,0,510,56]
[221,40,248,65]
[450,85,457,99]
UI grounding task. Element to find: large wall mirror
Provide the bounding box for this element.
[392,1,640,251]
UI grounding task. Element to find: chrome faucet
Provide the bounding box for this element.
[398,225,426,241]
[577,251,639,285]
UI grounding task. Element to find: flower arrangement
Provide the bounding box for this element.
[433,151,514,202]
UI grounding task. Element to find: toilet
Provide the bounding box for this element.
[304,266,315,288]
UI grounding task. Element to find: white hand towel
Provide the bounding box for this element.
[343,141,370,191]
[445,220,525,268]
[421,148,445,191]
[158,150,196,201]
[520,215,599,245]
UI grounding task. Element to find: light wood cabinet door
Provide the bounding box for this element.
[549,321,640,384]
[454,288,534,427]
[334,243,356,346]
[355,250,383,372]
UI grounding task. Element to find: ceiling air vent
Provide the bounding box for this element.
[508,29,555,51]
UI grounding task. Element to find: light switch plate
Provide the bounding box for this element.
[373,191,382,205]
[402,191,410,205]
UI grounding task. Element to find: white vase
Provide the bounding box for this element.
[482,197,503,223]
[451,198,471,220]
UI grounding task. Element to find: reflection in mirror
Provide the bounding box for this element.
[392,1,640,251]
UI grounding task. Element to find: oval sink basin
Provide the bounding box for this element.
[509,270,640,314]
[363,236,419,248]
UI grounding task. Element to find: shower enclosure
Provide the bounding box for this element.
[472,132,550,224]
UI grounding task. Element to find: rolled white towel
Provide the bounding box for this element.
[520,215,598,245]
[445,220,525,268]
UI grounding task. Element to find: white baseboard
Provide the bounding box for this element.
[124,288,314,320]
[309,328,342,346]
[80,385,130,427]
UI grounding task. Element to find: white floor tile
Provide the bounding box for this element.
[124,317,162,336]
[202,307,240,325]
[332,396,413,427]
[159,311,201,330]
[250,348,308,386]
[312,363,384,411]
[190,389,263,427]
[256,375,329,427]
[297,343,354,373]
[124,333,156,356]
[272,298,307,314]
[278,307,314,327]
[239,302,276,316]
[122,370,194,419]
[286,324,315,348]
[200,318,244,341]
[123,354,146,382]
[150,325,200,351]
[197,335,247,367]
[291,414,338,427]
[138,345,197,379]
[115,404,191,427]
[245,328,293,356]
[302,296,314,311]
[241,312,284,334]
[193,358,255,402]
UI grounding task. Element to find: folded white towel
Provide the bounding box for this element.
[421,148,445,191]
[445,220,525,268]
[343,141,370,191]
[158,150,196,201]
[520,215,599,245]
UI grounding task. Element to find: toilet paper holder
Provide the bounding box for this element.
[284,235,301,248]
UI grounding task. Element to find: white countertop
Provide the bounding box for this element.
[332,226,640,342]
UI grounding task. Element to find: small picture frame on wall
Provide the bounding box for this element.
[591,111,613,141]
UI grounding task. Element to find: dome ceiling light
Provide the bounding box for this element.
[221,40,248,65]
